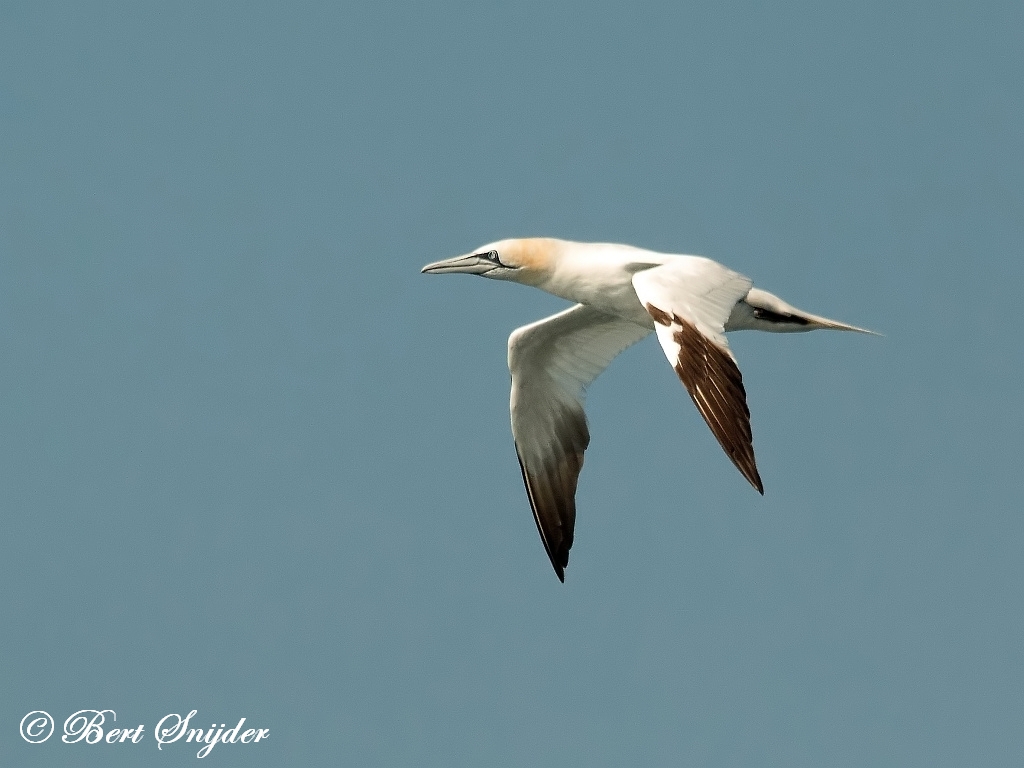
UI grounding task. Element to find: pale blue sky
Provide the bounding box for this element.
[2,1,1022,765]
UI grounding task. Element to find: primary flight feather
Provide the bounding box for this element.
[422,238,873,581]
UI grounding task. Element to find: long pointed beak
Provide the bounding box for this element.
[421,254,493,275]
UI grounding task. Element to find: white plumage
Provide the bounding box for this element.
[423,238,873,581]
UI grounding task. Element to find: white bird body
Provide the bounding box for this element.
[423,238,873,581]
[515,240,660,322]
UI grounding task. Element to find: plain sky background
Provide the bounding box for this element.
[2,1,1022,765]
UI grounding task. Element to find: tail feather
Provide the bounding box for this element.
[726,288,879,335]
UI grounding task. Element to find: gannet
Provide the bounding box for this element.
[422,238,873,581]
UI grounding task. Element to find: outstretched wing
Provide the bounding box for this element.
[508,304,652,581]
[631,258,763,493]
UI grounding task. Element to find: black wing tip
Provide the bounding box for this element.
[550,546,569,582]
[744,465,764,495]
[515,447,575,584]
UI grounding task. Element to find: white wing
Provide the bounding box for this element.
[508,304,652,581]
[631,258,763,493]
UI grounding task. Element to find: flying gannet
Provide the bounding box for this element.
[422,238,873,581]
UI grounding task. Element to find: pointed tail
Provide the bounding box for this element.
[727,288,880,335]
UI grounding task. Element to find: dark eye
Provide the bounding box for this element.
[487,250,500,262]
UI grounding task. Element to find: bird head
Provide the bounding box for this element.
[421,238,558,286]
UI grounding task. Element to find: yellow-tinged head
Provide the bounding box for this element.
[420,238,561,286]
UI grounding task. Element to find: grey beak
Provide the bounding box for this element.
[421,254,494,275]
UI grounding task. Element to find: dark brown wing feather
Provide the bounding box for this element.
[509,304,653,581]
[653,308,763,494]
[512,415,585,581]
